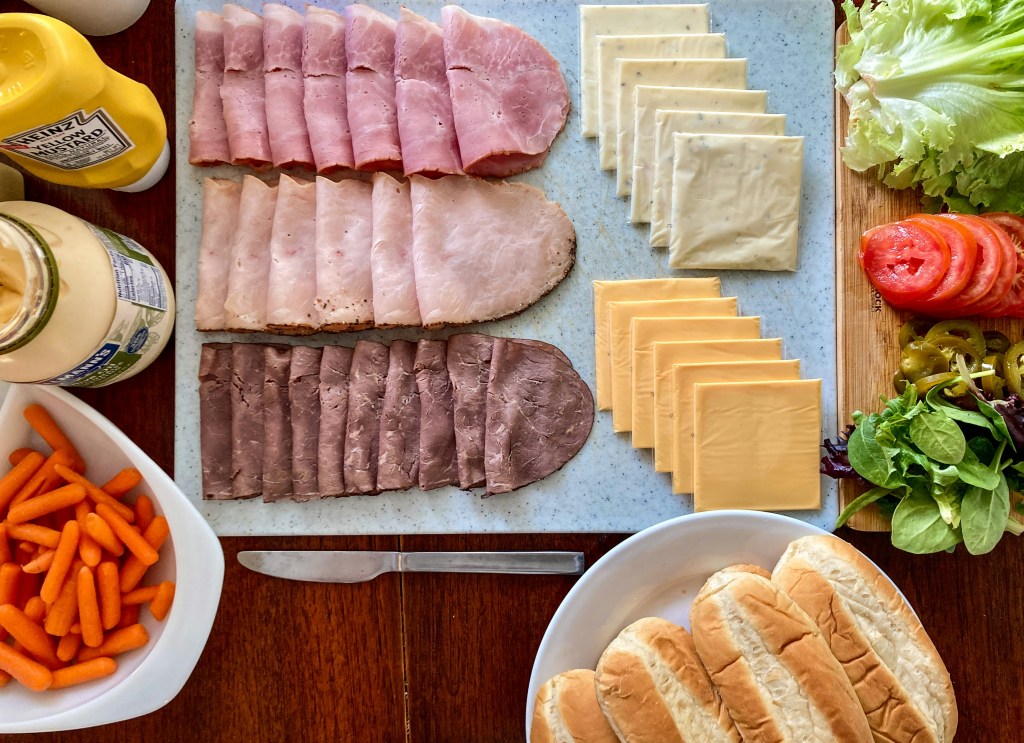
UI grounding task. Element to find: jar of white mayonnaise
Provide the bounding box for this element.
[0,201,174,386]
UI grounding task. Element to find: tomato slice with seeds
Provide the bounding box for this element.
[858,221,950,303]
[902,214,977,306]
[981,213,1024,318]
[929,214,1009,315]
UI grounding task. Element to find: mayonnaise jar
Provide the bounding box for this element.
[0,201,174,386]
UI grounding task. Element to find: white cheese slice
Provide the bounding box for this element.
[579,5,710,137]
[691,379,822,511]
[611,58,748,188]
[629,87,768,224]
[595,35,726,159]
[649,112,786,246]
[593,278,721,410]
[669,132,804,271]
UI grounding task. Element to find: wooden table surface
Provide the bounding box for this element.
[1,2,1021,740]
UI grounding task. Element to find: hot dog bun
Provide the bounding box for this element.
[530,668,618,743]
[594,617,740,742]
[772,535,957,743]
[690,570,873,743]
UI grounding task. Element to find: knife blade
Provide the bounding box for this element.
[237,550,586,583]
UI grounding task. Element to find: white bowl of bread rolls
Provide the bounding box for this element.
[528,511,957,743]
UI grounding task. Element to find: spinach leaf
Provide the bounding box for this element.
[877,495,900,521]
[891,491,963,554]
[962,475,1011,555]
[847,417,897,487]
[835,486,894,529]
[976,396,1014,447]
[932,487,963,529]
[926,386,998,435]
[956,445,1002,490]
[909,409,966,464]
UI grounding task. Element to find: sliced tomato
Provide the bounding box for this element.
[981,213,1024,318]
[901,214,977,306]
[858,221,950,304]
[929,214,1011,316]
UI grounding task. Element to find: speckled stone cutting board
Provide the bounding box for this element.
[174,0,838,535]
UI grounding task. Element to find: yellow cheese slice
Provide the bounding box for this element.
[593,278,720,410]
[651,339,783,471]
[579,4,710,137]
[595,34,726,161]
[611,58,748,183]
[614,315,760,433]
[691,379,822,511]
[670,360,801,491]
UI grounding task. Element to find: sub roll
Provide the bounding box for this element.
[530,668,618,743]
[772,535,957,743]
[690,570,873,743]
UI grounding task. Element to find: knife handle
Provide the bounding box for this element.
[399,551,584,575]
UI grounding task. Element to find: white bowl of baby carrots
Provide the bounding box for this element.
[0,384,223,733]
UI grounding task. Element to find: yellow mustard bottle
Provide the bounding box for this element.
[0,13,169,191]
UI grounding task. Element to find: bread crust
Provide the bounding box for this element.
[690,571,873,743]
[772,535,958,743]
[531,668,618,743]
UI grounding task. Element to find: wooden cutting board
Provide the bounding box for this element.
[835,27,1024,530]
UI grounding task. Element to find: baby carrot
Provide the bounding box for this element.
[0,450,45,516]
[43,565,79,637]
[0,643,52,691]
[75,506,102,568]
[50,657,117,690]
[23,403,84,472]
[54,466,134,523]
[118,516,168,592]
[7,483,87,524]
[102,468,142,498]
[78,623,148,662]
[133,494,154,532]
[95,504,156,566]
[0,524,9,564]
[76,566,103,648]
[8,448,39,467]
[5,523,61,549]
[22,548,55,574]
[39,520,79,605]
[0,561,21,605]
[84,512,124,557]
[149,581,175,621]
[121,586,158,605]
[0,604,60,667]
[56,632,82,663]
[23,595,45,622]
[117,602,140,629]
[16,572,39,611]
[10,449,75,510]
[97,561,120,630]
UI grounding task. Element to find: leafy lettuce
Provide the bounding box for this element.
[836,0,1024,213]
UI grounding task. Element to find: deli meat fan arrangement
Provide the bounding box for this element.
[189,3,570,177]
[198,335,594,500]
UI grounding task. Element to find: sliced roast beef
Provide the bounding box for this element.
[343,340,390,494]
[195,178,241,331]
[189,11,230,165]
[223,175,278,332]
[370,173,421,327]
[221,4,271,167]
[315,177,374,330]
[230,342,265,499]
[289,345,322,501]
[345,5,402,171]
[414,339,459,490]
[447,333,494,489]
[263,345,293,502]
[377,340,420,492]
[266,175,318,334]
[484,339,594,494]
[318,345,354,497]
[199,343,233,500]
[302,7,354,172]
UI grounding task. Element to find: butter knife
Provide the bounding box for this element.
[237,550,586,583]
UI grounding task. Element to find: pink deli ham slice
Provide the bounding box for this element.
[223,175,278,332]
[370,173,421,327]
[409,175,575,327]
[195,178,241,331]
[315,177,374,330]
[345,5,402,171]
[266,175,318,333]
[344,340,390,495]
[318,345,354,497]
[303,7,354,172]
[442,6,569,177]
[377,339,421,492]
[263,4,314,169]
[395,8,462,177]
[221,4,272,167]
[190,11,230,165]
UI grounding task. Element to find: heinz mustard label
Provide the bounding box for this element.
[0,108,136,171]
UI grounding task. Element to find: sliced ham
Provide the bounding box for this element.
[263,4,314,169]
[266,175,318,334]
[409,175,575,326]
[189,11,230,165]
[315,177,374,330]
[447,333,493,490]
[230,342,265,499]
[289,345,322,501]
[377,340,420,492]
[199,343,233,500]
[303,7,354,172]
[318,345,354,497]
[196,178,241,331]
[484,339,594,495]
[395,8,462,176]
[262,3,303,72]
[344,340,390,494]
[263,345,293,502]
[370,173,421,327]
[414,339,459,490]
[442,6,569,177]
[221,4,272,167]
[345,5,402,170]
[223,175,277,332]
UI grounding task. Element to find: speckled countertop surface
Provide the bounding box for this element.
[174,0,838,535]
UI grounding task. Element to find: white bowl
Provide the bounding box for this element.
[525,510,829,740]
[0,384,223,733]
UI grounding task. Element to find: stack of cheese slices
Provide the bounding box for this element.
[594,277,820,511]
[531,535,958,743]
[579,4,804,271]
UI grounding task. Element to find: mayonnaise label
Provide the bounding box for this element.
[0,108,136,171]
